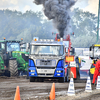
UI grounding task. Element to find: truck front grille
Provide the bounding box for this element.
[37,67,55,69]
[38,73,54,77]
[36,59,56,66]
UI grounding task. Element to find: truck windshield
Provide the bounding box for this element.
[30,45,64,56]
[7,42,20,52]
[93,47,100,57]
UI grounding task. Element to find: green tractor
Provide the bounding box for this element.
[0,38,29,77]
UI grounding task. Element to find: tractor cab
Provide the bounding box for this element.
[0,40,20,53]
[90,44,100,60]
[89,44,100,80]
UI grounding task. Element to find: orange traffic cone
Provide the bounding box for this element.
[49,83,55,100]
[14,86,21,100]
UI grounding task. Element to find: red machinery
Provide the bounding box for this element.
[55,33,80,81]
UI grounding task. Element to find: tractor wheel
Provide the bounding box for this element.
[4,70,10,77]
[9,59,18,77]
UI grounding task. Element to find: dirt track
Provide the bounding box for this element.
[0,76,99,100]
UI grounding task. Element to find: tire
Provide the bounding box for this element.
[58,77,65,83]
[9,59,18,77]
[38,78,44,82]
[66,69,70,82]
[30,77,35,82]
[4,70,10,77]
[76,68,80,80]
[26,67,29,79]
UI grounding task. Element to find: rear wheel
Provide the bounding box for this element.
[30,77,35,82]
[9,59,18,77]
[4,70,10,77]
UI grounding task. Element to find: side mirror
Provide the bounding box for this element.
[26,43,30,52]
[65,47,68,53]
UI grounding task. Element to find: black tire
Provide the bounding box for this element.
[26,67,29,79]
[59,70,65,83]
[4,70,10,77]
[38,78,44,82]
[66,69,70,82]
[27,71,29,79]
[76,67,80,80]
[58,77,65,83]
[30,77,35,82]
[66,68,74,81]
[9,59,18,77]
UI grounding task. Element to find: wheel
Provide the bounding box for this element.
[66,69,70,82]
[9,59,18,77]
[76,67,80,80]
[59,70,65,83]
[38,78,44,82]
[30,77,35,82]
[4,70,10,77]
[58,77,65,83]
[26,71,29,79]
[66,68,73,82]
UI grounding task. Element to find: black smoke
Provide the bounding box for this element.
[34,0,77,38]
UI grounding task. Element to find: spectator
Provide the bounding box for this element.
[92,57,100,85]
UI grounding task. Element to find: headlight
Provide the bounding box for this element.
[31,70,35,72]
[57,74,60,76]
[57,70,61,73]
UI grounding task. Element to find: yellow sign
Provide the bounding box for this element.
[66,56,74,62]
[94,44,100,47]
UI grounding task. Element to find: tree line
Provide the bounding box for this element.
[0,8,99,48]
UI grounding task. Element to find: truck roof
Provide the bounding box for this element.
[30,40,69,47]
[0,40,21,43]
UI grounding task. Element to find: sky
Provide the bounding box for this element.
[0,0,99,15]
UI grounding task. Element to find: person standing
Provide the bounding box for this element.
[92,57,100,85]
[75,56,81,68]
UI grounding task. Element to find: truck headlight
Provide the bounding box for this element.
[57,70,61,73]
[57,74,60,76]
[31,70,35,72]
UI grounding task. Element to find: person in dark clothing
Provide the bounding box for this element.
[75,56,81,68]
